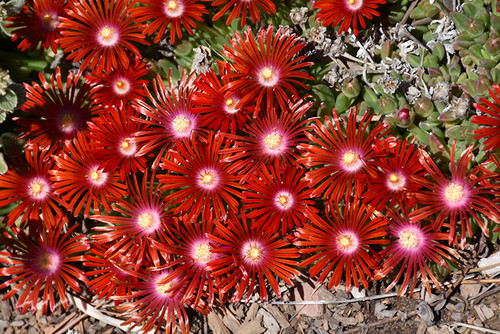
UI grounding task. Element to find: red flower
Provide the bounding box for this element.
[221,100,312,183]
[134,71,202,168]
[212,0,277,27]
[6,0,66,53]
[58,0,148,72]
[314,0,386,36]
[158,132,244,222]
[115,267,190,334]
[50,132,128,218]
[410,142,500,248]
[0,144,61,228]
[298,108,391,203]
[242,161,317,234]
[87,105,147,181]
[149,216,220,311]
[91,172,170,265]
[83,241,138,304]
[374,210,459,298]
[131,0,208,43]
[362,138,425,210]
[221,25,314,117]
[472,83,500,152]
[85,57,149,108]
[294,201,388,291]
[192,64,251,134]
[207,210,300,302]
[14,67,96,152]
[0,218,89,314]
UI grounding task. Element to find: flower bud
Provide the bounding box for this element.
[414,97,434,117]
[341,78,361,99]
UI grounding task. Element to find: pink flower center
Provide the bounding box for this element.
[275,191,294,210]
[336,232,358,253]
[263,131,285,154]
[113,79,130,95]
[60,113,76,133]
[386,172,406,190]
[171,115,192,136]
[340,150,363,172]
[164,0,184,18]
[137,211,157,231]
[399,229,420,249]
[346,0,363,10]
[155,276,172,295]
[198,169,218,190]
[193,242,212,263]
[38,250,60,273]
[41,13,59,31]
[444,183,465,205]
[28,178,49,200]
[243,242,263,263]
[119,137,137,156]
[224,96,239,114]
[87,168,108,186]
[258,66,279,87]
[97,25,118,46]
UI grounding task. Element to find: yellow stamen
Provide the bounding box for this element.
[225,98,234,106]
[342,150,359,167]
[60,113,73,131]
[89,169,101,182]
[121,139,130,150]
[29,181,43,196]
[444,183,464,204]
[155,281,171,295]
[244,243,262,263]
[137,212,154,230]
[99,26,115,41]
[348,0,355,4]
[337,234,353,252]
[39,252,58,271]
[166,0,177,10]
[193,242,211,263]
[260,66,274,80]
[172,115,191,134]
[389,174,399,183]
[278,195,288,206]
[263,132,282,151]
[399,229,419,249]
[199,171,217,187]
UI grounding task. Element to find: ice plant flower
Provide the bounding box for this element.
[294,202,388,291]
[212,0,277,27]
[207,210,300,302]
[131,0,208,43]
[314,0,387,36]
[157,132,244,222]
[85,57,149,108]
[87,105,147,180]
[0,219,89,314]
[221,99,313,183]
[221,25,314,117]
[242,161,317,234]
[149,217,220,311]
[298,107,391,203]
[410,142,500,248]
[472,83,500,152]
[14,67,95,152]
[58,0,148,72]
[374,210,459,298]
[134,71,202,168]
[0,144,61,228]
[50,132,128,218]
[192,64,250,134]
[92,172,170,264]
[115,267,190,334]
[6,0,66,53]
[363,138,425,210]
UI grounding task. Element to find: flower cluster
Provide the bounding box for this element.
[1,0,500,333]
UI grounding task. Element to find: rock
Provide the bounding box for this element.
[0,320,8,328]
[236,315,266,334]
[460,284,482,299]
[416,301,435,326]
[4,327,14,334]
[416,321,427,334]
[291,280,324,318]
[257,308,280,334]
[451,312,463,322]
[374,302,397,319]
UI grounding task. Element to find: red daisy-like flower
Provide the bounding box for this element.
[242,160,317,234]
[6,0,66,53]
[158,132,244,222]
[85,57,149,108]
[362,138,425,211]
[131,0,208,44]
[221,25,314,117]
[87,105,147,181]
[472,83,500,152]
[221,99,312,183]
[409,142,500,248]
[0,144,61,228]
[14,67,96,152]
[192,64,251,134]
[83,241,139,304]
[134,71,202,168]
[212,0,277,27]
[294,201,388,291]
[207,210,300,302]
[0,218,89,314]
[149,216,220,311]
[115,267,190,334]
[58,0,148,72]
[298,107,391,203]
[374,210,459,298]
[92,172,171,265]
[314,0,387,36]
[50,132,128,218]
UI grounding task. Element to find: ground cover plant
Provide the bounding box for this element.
[0,0,500,333]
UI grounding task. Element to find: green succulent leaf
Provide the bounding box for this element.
[0,88,17,112]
